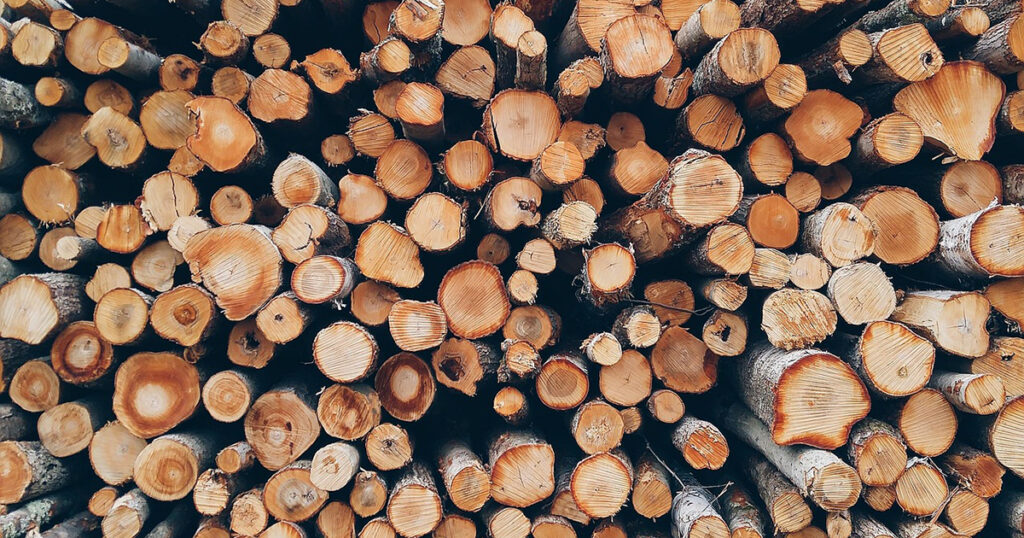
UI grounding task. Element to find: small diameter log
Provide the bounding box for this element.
[893,61,1004,161]
[685,223,755,276]
[699,278,747,311]
[928,371,1005,415]
[632,454,672,519]
[735,133,793,187]
[605,149,743,262]
[442,0,491,46]
[133,431,220,501]
[292,256,359,307]
[202,369,262,423]
[94,288,153,346]
[579,243,636,307]
[582,331,622,366]
[101,489,149,538]
[890,290,990,358]
[963,14,1024,74]
[600,15,674,103]
[571,449,633,518]
[438,260,510,339]
[317,384,381,442]
[691,28,779,97]
[743,64,807,125]
[387,462,443,537]
[743,452,813,533]
[702,309,747,357]
[396,82,445,144]
[50,321,117,387]
[348,112,396,158]
[431,338,498,397]
[149,284,219,351]
[37,398,105,457]
[0,77,51,129]
[89,422,146,487]
[97,36,160,80]
[507,269,538,305]
[800,202,877,268]
[782,90,863,166]
[644,279,695,327]
[375,352,436,421]
[211,67,253,105]
[441,140,493,192]
[850,113,923,173]
[494,386,529,425]
[273,205,350,265]
[41,510,100,538]
[974,395,1024,478]
[271,154,338,210]
[515,30,546,90]
[354,222,425,289]
[785,171,821,213]
[826,263,897,325]
[730,341,869,449]
[733,194,799,250]
[489,430,555,507]
[834,321,935,398]
[675,0,740,61]
[675,94,746,152]
[405,193,466,252]
[845,418,908,487]
[940,443,1004,499]
[647,389,686,424]
[894,458,949,516]
[482,177,543,232]
[601,142,669,198]
[216,441,256,474]
[850,186,939,266]
[760,288,836,349]
[9,359,61,413]
[482,506,530,538]
[321,135,354,169]
[0,214,38,262]
[943,489,989,535]
[651,326,718,394]
[891,388,958,457]
[721,403,861,511]
[34,78,82,109]
[0,403,30,442]
[571,399,624,454]
[185,96,267,174]
[531,141,584,191]
[244,380,321,471]
[316,502,356,538]
[994,491,1024,533]
[248,69,315,127]
[931,204,1024,279]
[972,336,1024,398]
[928,7,991,40]
[504,305,561,350]
[501,342,544,383]
[788,254,830,290]
[230,488,268,536]
[671,415,729,470]
[612,306,660,349]
[264,460,328,522]
[350,470,388,517]
[669,472,730,538]
[721,481,766,538]
[255,292,312,344]
[194,468,245,516]
[856,24,943,84]
[112,352,201,439]
[438,440,490,512]
[159,54,201,91]
[861,485,897,512]
[481,89,561,161]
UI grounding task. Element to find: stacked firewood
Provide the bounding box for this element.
[0,0,1024,536]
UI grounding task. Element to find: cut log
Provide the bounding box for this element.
[243,380,320,471]
[650,326,718,393]
[374,352,436,421]
[488,430,555,507]
[669,471,729,538]
[781,90,863,166]
[263,460,328,522]
[571,449,633,518]
[480,90,561,161]
[743,452,813,533]
[760,288,836,349]
[720,403,861,511]
[185,96,267,173]
[671,414,729,470]
[729,341,869,449]
[891,388,958,457]
[931,204,1024,280]
[890,290,990,357]
[894,458,948,516]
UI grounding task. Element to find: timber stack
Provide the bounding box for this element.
[1,0,1024,536]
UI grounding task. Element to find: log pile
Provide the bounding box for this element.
[1,0,1024,536]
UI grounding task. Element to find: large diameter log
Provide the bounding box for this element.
[781,90,863,166]
[0,441,75,504]
[437,261,510,339]
[0,273,87,344]
[183,224,283,321]
[729,341,869,449]
[893,61,1004,161]
[720,403,861,511]
[599,15,673,103]
[931,204,1024,279]
[890,290,990,357]
[112,352,200,439]
[604,149,743,263]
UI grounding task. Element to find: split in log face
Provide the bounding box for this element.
[481,90,562,161]
[601,15,674,102]
[113,352,201,439]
